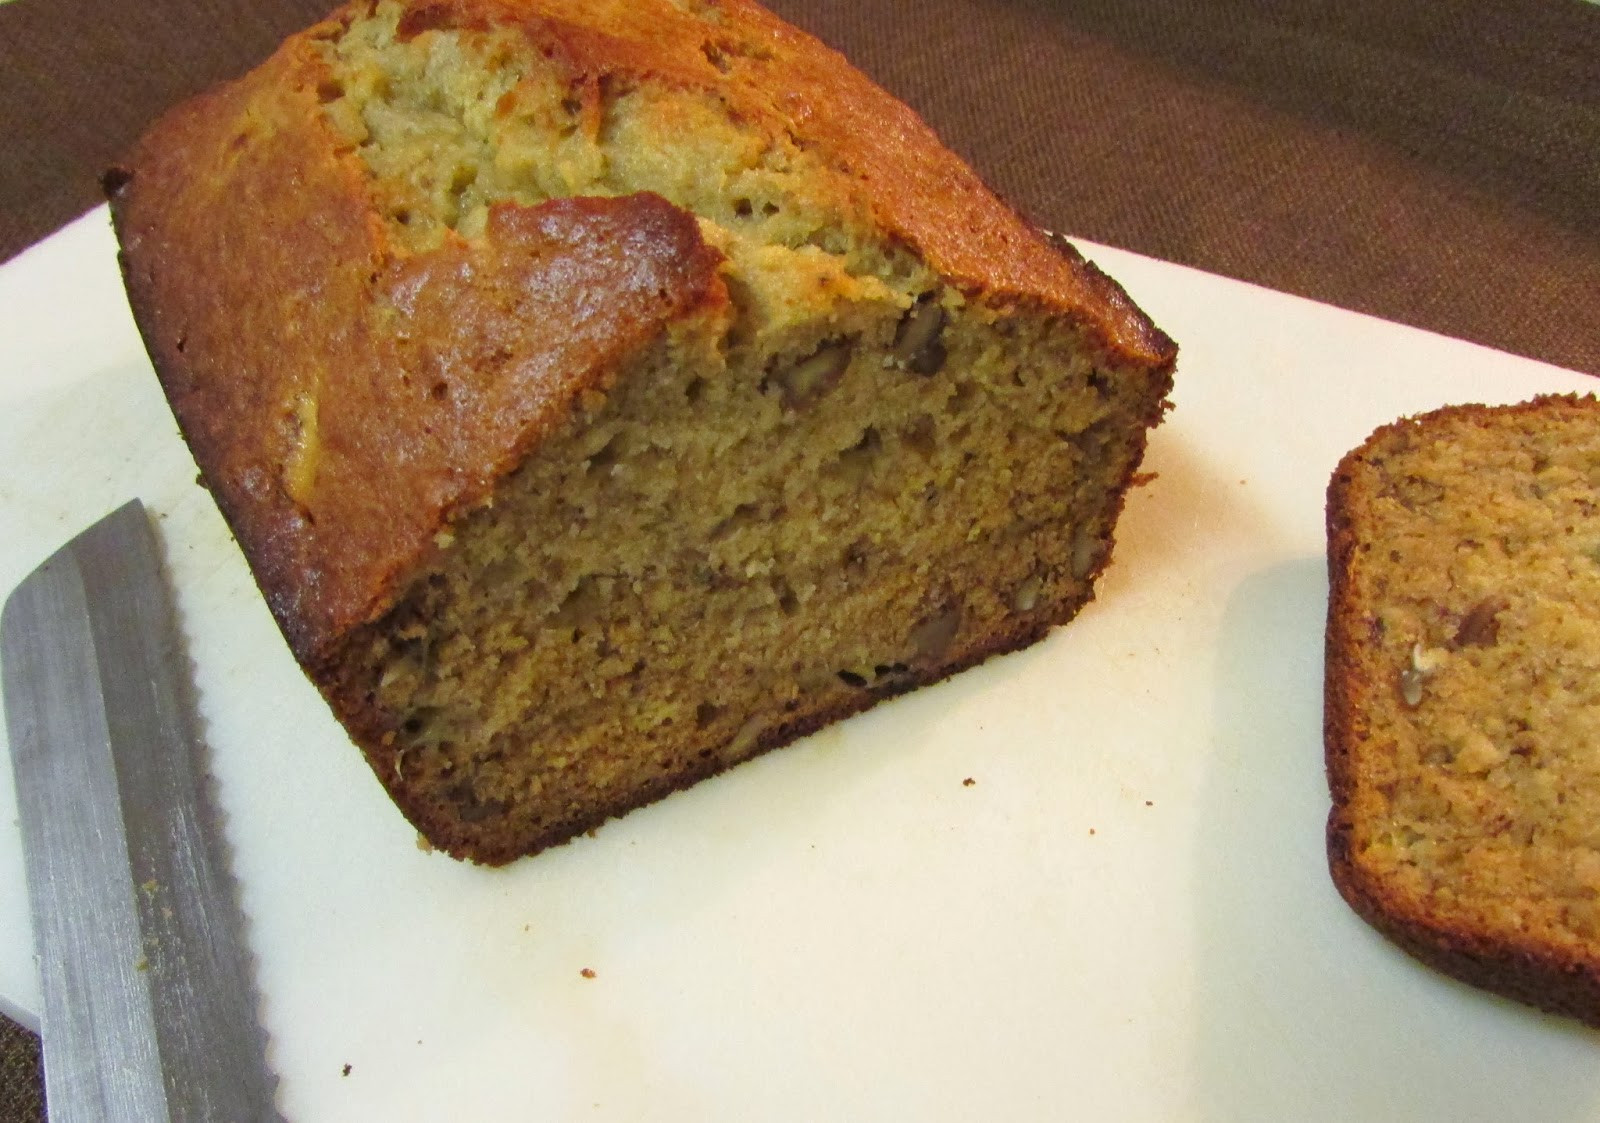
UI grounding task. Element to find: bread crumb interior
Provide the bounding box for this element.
[1350,410,1600,944]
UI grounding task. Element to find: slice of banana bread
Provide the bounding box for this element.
[106,0,1176,863]
[1325,395,1600,1025]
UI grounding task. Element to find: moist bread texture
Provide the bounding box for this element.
[107,0,1177,864]
[1326,395,1600,1026]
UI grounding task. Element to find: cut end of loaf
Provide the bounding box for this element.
[339,268,1165,863]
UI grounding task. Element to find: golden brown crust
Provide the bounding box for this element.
[382,0,1175,364]
[1324,394,1600,1027]
[108,26,728,664]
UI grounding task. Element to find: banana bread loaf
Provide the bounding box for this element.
[107,0,1177,863]
[1325,395,1600,1025]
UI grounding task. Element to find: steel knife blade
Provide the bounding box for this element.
[1,500,279,1121]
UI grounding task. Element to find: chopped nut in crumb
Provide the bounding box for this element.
[1453,596,1509,648]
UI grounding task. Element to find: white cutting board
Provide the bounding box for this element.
[3,208,1598,1121]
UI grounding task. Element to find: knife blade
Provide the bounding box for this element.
[1,500,279,1121]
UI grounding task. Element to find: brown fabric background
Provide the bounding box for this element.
[0,1018,42,1123]
[1,0,1597,1117]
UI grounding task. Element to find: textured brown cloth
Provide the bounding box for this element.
[0,1017,42,1123]
[1,0,1597,1118]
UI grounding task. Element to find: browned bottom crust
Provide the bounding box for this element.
[1328,822,1600,1028]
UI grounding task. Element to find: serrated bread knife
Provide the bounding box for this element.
[2,500,280,1121]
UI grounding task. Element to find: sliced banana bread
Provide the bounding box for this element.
[1326,395,1600,1025]
[107,0,1176,863]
